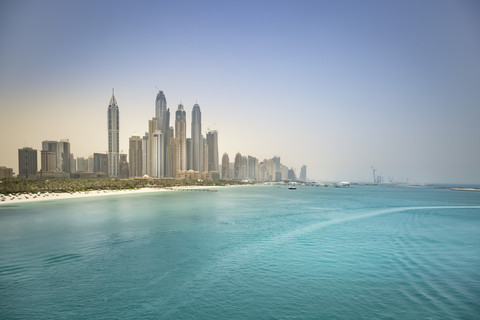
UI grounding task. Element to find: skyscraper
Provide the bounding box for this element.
[119,154,129,178]
[288,168,297,180]
[41,150,56,172]
[221,153,229,179]
[202,136,208,173]
[234,152,242,180]
[300,165,307,181]
[107,90,119,177]
[166,129,180,178]
[155,91,169,175]
[129,136,143,177]
[41,140,71,172]
[248,155,258,180]
[147,118,158,177]
[142,134,148,176]
[93,153,108,175]
[175,104,187,171]
[152,131,163,178]
[206,130,219,172]
[18,147,37,178]
[186,138,192,170]
[191,103,202,171]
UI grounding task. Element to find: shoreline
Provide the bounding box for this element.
[0,185,224,206]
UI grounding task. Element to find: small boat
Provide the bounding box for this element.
[288,185,296,190]
[335,181,351,188]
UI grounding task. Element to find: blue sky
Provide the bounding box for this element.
[1,0,479,183]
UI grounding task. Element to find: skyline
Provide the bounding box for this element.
[1,0,479,183]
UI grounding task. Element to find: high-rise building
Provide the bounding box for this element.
[175,104,187,171]
[206,130,219,172]
[18,147,37,178]
[221,153,229,179]
[191,103,202,171]
[93,153,108,175]
[119,154,129,179]
[0,166,14,178]
[129,136,142,177]
[155,91,170,175]
[247,155,258,180]
[186,138,192,170]
[202,136,208,173]
[41,140,70,172]
[272,156,281,181]
[142,134,148,176]
[288,168,296,180]
[300,165,307,181]
[234,152,242,180]
[242,156,248,179]
[76,157,88,172]
[166,133,180,178]
[41,150,56,172]
[87,155,94,173]
[107,90,119,177]
[148,118,158,177]
[152,131,163,178]
[70,154,76,173]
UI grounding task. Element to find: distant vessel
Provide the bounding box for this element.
[288,185,296,190]
[335,182,351,188]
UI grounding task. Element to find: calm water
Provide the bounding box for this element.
[1,185,479,319]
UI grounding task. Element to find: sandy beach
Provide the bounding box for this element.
[0,185,221,206]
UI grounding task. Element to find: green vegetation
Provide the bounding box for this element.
[0,178,249,195]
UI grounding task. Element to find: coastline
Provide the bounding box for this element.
[0,185,223,206]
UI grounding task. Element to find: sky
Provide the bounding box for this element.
[1,0,479,184]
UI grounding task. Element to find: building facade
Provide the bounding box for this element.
[155,91,169,176]
[152,131,163,178]
[175,104,187,171]
[234,152,242,180]
[107,90,119,177]
[206,130,219,172]
[41,150,57,172]
[129,136,143,177]
[0,166,14,178]
[300,165,307,181]
[93,153,108,175]
[18,147,37,178]
[191,103,202,171]
[221,153,229,179]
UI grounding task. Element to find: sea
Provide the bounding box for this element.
[1,185,479,319]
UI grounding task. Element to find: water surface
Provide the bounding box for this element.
[1,186,479,319]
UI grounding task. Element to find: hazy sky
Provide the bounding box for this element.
[1,0,479,183]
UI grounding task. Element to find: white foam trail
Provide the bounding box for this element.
[276,205,480,243]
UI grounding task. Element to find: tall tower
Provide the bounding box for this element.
[234,152,242,180]
[221,153,229,179]
[18,147,37,178]
[191,103,202,171]
[300,165,307,182]
[148,118,159,176]
[108,89,119,177]
[175,104,187,171]
[206,130,219,172]
[155,91,169,175]
[129,136,142,177]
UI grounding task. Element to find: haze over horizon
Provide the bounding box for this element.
[1,0,479,184]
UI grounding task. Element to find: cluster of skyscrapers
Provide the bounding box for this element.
[122,91,220,180]
[7,90,306,182]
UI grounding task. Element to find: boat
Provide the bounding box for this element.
[288,185,296,190]
[335,181,351,188]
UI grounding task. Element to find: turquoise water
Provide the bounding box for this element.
[1,185,479,319]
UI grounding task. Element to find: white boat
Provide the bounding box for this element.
[335,181,351,188]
